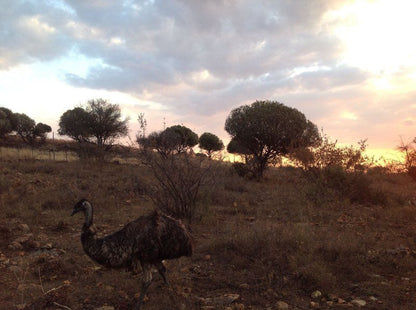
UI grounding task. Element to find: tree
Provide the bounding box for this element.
[199,132,224,159]
[33,123,52,142]
[58,99,129,149]
[0,109,12,137]
[14,113,51,145]
[0,107,18,137]
[398,137,416,181]
[86,99,129,147]
[225,100,320,177]
[15,113,36,144]
[58,107,93,143]
[143,125,198,156]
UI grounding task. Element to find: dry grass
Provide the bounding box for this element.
[1,156,416,309]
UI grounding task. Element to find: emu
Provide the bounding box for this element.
[71,199,193,309]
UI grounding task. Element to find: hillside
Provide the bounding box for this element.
[1,156,416,309]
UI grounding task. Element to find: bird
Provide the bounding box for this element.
[71,198,193,309]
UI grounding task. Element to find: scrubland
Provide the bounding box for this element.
[1,150,416,309]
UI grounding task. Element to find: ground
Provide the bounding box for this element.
[0,156,416,309]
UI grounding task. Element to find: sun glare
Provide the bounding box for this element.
[328,0,416,78]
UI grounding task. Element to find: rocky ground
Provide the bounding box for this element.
[1,159,416,309]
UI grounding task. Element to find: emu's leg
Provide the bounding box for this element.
[134,263,153,310]
[155,261,180,310]
[155,261,168,284]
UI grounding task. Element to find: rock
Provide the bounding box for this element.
[310,301,320,308]
[239,283,250,290]
[327,294,338,301]
[276,300,289,309]
[200,294,240,306]
[17,224,30,232]
[8,242,23,250]
[311,290,322,299]
[42,243,54,249]
[337,298,346,304]
[351,299,366,307]
[203,254,211,261]
[14,234,33,244]
[26,240,41,249]
[95,306,115,310]
[233,303,245,310]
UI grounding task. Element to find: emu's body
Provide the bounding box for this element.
[71,199,193,309]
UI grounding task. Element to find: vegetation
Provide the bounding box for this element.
[140,125,198,156]
[2,99,416,308]
[398,137,416,181]
[1,154,416,309]
[0,107,17,137]
[0,107,51,145]
[198,132,224,159]
[225,100,320,178]
[59,99,129,150]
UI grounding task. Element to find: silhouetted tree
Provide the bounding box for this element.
[143,125,198,156]
[225,100,320,177]
[199,132,224,159]
[58,107,93,143]
[14,113,51,145]
[59,99,129,149]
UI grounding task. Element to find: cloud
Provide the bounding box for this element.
[1,0,415,150]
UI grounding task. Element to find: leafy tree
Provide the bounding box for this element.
[15,113,36,143]
[0,107,18,137]
[164,125,198,153]
[14,113,51,145]
[58,107,93,143]
[86,99,129,147]
[225,100,320,177]
[33,123,52,142]
[58,99,129,148]
[144,125,198,156]
[0,110,12,137]
[199,132,224,159]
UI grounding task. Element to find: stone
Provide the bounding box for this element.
[311,290,322,299]
[337,298,346,304]
[95,307,115,310]
[351,299,366,307]
[327,294,338,301]
[310,301,320,308]
[14,234,33,244]
[200,294,240,306]
[8,242,23,250]
[17,224,30,232]
[276,301,289,309]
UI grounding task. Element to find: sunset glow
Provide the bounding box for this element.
[0,0,415,159]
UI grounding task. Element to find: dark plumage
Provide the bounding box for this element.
[71,198,193,309]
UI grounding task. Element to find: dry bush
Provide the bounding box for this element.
[140,150,214,222]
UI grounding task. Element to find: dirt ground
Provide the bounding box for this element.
[1,159,416,309]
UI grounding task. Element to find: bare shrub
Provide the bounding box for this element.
[140,150,213,222]
[291,132,370,172]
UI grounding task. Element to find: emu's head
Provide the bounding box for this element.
[71,198,91,216]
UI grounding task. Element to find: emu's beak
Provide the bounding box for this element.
[71,209,77,216]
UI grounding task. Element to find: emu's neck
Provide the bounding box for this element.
[83,204,93,228]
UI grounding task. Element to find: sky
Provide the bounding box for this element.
[1,0,416,160]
